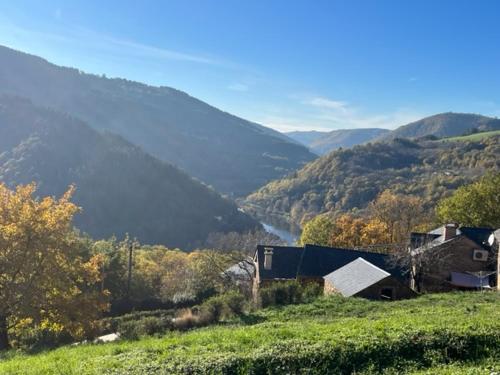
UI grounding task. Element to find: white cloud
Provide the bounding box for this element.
[308,97,349,111]
[303,95,424,130]
[254,95,426,133]
[228,83,249,92]
[255,115,331,133]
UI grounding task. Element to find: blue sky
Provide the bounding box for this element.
[1,0,500,132]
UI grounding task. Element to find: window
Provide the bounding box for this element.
[380,287,394,300]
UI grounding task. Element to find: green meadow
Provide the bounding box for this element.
[0,292,499,375]
[444,130,500,142]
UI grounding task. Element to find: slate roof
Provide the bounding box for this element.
[323,257,390,297]
[297,244,406,281]
[411,226,495,252]
[255,245,304,280]
[459,227,494,250]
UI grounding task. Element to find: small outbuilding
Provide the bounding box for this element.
[323,257,415,300]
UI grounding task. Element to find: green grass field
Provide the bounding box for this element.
[443,130,500,142]
[0,292,499,374]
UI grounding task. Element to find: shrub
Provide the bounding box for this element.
[259,281,305,307]
[301,282,322,303]
[173,291,248,331]
[221,291,246,316]
[101,309,175,340]
[201,296,226,322]
[172,309,199,331]
[117,321,140,340]
[12,327,74,352]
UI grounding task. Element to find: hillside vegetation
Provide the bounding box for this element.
[0,96,257,248]
[288,128,390,155]
[444,130,500,142]
[378,112,500,142]
[0,45,315,196]
[244,137,500,227]
[0,293,498,374]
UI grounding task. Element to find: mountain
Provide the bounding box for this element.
[378,113,500,141]
[244,136,500,228]
[0,45,315,196]
[287,128,390,155]
[285,131,328,148]
[0,96,258,248]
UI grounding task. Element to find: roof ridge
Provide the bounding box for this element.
[304,244,389,257]
[354,257,391,276]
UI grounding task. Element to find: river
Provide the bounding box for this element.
[261,222,299,245]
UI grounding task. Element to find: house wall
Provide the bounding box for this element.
[355,277,416,300]
[421,237,496,292]
[324,277,415,300]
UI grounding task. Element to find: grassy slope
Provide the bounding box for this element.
[0,293,499,374]
[444,130,500,142]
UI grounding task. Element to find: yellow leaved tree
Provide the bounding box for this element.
[0,183,109,349]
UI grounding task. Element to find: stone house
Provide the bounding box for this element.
[253,244,407,299]
[323,257,416,300]
[409,224,499,292]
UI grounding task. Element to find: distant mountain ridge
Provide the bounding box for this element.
[286,113,500,154]
[377,112,500,141]
[285,131,328,148]
[287,128,390,155]
[0,96,258,248]
[0,45,315,196]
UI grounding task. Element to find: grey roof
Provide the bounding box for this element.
[255,245,304,280]
[299,244,406,281]
[323,257,390,297]
[417,225,494,251]
[411,226,497,257]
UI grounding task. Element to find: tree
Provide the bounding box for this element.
[0,183,108,349]
[299,214,334,246]
[436,173,500,228]
[369,190,426,244]
[299,213,392,250]
[328,214,366,248]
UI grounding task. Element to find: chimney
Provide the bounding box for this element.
[443,223,458,241]
[264,247,273,270]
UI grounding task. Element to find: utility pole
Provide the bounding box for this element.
[126,239,133,300]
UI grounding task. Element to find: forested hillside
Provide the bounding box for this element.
[378,112,500,141]
[245,136,500,227]
[0,45,315,196]
[0,96,258,248]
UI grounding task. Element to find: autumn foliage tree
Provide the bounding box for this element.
[368,190,427,244]
[0,183,108,350]
[299,191,427,251]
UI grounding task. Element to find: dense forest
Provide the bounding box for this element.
[244,136,500,227]
[0,96,258,248]
[0,45,315,196]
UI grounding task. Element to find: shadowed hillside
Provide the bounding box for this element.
[0,96,258,248]
[0,45,315,196]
